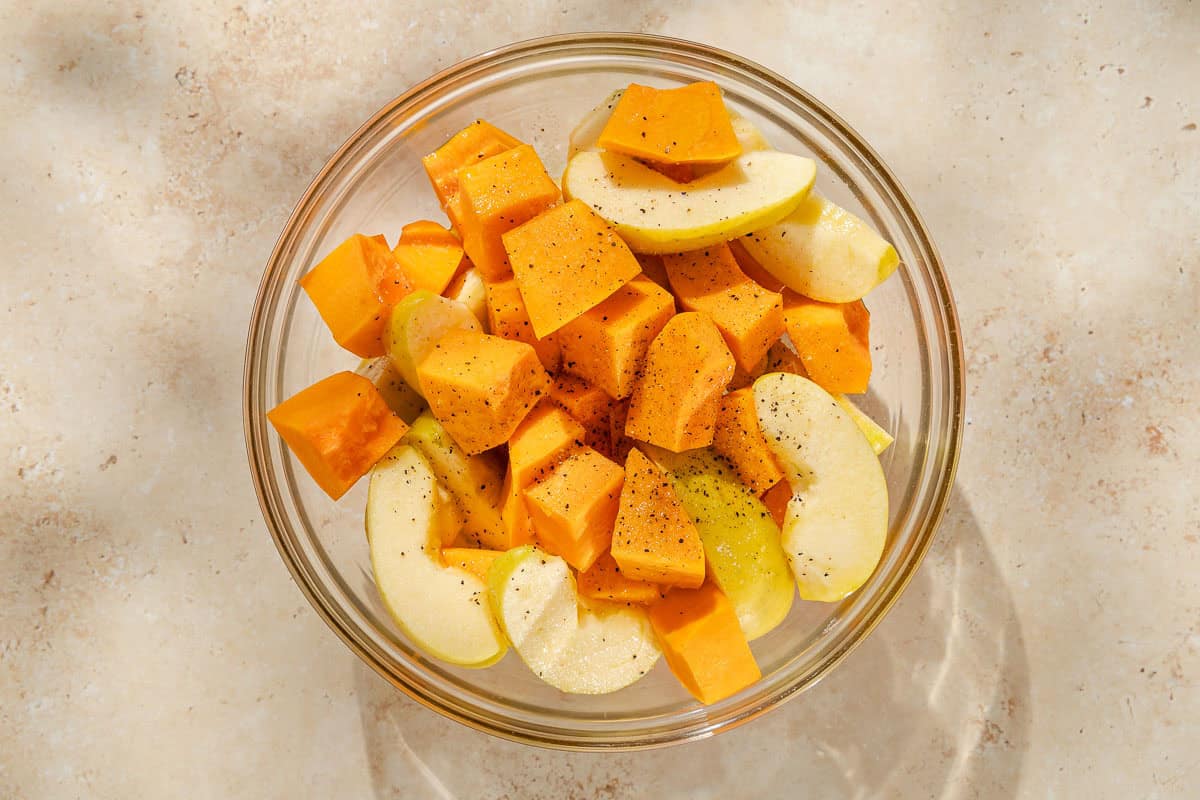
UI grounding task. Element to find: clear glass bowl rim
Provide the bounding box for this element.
[243,31,965,751]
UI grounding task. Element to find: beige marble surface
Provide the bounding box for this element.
[2,0,1198,797]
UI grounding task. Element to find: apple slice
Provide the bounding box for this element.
[753,372,888,602]
[739,192,900,303]
[405,413,506,550]
[562,150,816,254]
[487,545,660,694]
[354,356,426,423]
[366,444,507,667]
[386,289,481,395]
[833,394,894,455]
[643,445,794,640]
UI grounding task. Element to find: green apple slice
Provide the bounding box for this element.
[642,445,794,640]
[355,356,426,424]
[739,192,900,303]
[753,372,888,602]
[405,413,506,550]
[366,444,507,667]
[833,394,894,455]
[562,150,816,254]
[487,545,660,694]
[386,289,480,395]
[445,267,489,332]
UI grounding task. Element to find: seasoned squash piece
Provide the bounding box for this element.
[548,373,615,455]
[267,371,408,500]
[458,144,561,281]
[422,120,522,233]
[503,199,642,338]
[391,220,466,295]
[442,547,503,584]
[712,387,784,495]
[598,82,741,166]
[577,551,661,605]
[524,447,624,571]
[557,276,675,400]
[663,243,784,372]
[485,277,561,372]
[416,329,549,454]
[648,582,761,705]
[299,234,413,358]
[609,449,705,588]
[624,312,735,452]
[782,294,871,394]
[761,480,792,530]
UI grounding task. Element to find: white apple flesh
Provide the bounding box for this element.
[487,546,660,694]
[366,444,507,667]
[753,372,888,602]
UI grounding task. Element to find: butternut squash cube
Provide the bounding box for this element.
[548,373,614,455]
[503,199,642,338]
[610,448,705,588]
[416,329,550,454]
[782,294,871,394]
[663,243,784,372]
[391,220,465,295]
[458,144,561,281]
[422,120,522,234]
[266,371,408,500]
[598,82,741,166]
[761,480,791,530]
[557,276,675,400]
[523,447,624,571]
[442,547,503,584]
[577,551,661,605]
[485,277,561,372]
[500,403,588,550]
[648,582,761,705]
[299,234,413,358]
[712,387,784,495]
[624,312,735,452]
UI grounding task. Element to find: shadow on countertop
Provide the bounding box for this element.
[354,490,1031,799]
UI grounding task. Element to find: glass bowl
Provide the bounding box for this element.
[243,33,964,750]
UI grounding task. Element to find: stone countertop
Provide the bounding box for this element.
[2,1,1197,797]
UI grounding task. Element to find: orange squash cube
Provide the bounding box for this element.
[648,582,761,705]
[442,547,503,584]
[609,449,705,588]
[557,276,675,400]
[782,294,871,393]
[663,243,784,372]
[761,480,792,530]
[577,551,661,605]
[508,402,587,487]
[548,373,614,455]
[422,120,522,233]
[458,144,561,281]
[503,199,642,338]
[523,447,624,571]
[624,312,735,452]
[597,82,741,166]
[711,387,784,495]
[485,277,561,372]
[391,220,465,295]
[299,234,413,358]
[416,329,550,454]
[266,371,408,500]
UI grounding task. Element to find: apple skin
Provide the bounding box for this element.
[739,192,900,303]
[643,444,794,640]
[563,150,816,255]
[386,289,480,395]
[366,444,507,667]
[753,372,888,602]
[487,545,661,694]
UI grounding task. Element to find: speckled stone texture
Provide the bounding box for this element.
[2,1,1197,797]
